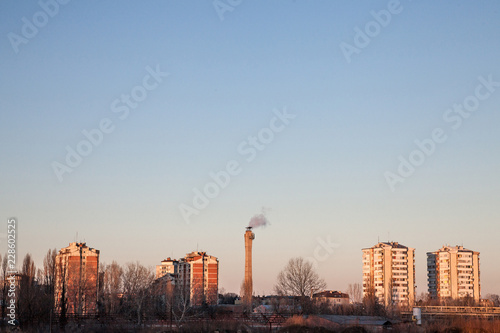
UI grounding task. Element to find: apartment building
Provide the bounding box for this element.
[54,242,100,315]
[362,242,415,307]
[427,245,480,302]
[183,251,219,306]
[156,257,179,279]
[156,251,219,306]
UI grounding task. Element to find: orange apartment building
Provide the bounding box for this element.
[54,242,100,315]
[156,251,219,306]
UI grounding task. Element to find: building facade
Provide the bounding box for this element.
[313,290,350,306]
[362,242,415,307]
[156,251,219,306]
[427,245,480,302]
[54,242,100,315]
[156,257,179,279]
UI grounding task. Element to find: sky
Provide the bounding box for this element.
[1,1,499,297]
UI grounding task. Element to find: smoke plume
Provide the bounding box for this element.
[248,209,270,228]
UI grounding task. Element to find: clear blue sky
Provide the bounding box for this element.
[1,1,499,296]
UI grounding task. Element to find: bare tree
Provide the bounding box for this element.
[155,274,191,326]
[1,253,55,324]
[22,253,36,279]
[347,283,362,304]
[362,286,386,316]
[42,248,57,293]
[170,277,194,325]
[2,255,8,319]
[19,253,37,322]
[122,262,154,325]
[102,261,123,314]
[1,255,6,279]
[416,291,431,305]
[270,295,290,314]
[274,257,326,297]
[486,294,500,307]
[55,256,68,327]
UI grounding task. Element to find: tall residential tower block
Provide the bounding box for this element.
[362,242,415,307]
[427,245,480,302]
[54,242,100,315]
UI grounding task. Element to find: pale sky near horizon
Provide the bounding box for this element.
[1,1,500,297]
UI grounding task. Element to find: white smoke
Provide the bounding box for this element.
[248,208,271,228]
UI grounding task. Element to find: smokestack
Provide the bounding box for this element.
[244,226,255,308]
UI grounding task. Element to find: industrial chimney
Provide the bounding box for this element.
[244,227,255,308]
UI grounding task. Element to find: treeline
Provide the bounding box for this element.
[0,250,56,325]
[0,251,213,329]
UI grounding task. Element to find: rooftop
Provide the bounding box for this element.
[362,241,412,250]
[313,290,349,299]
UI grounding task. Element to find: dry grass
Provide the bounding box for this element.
[423,317,500,333]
